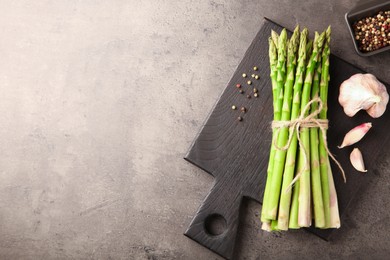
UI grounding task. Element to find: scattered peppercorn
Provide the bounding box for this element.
[255,75,259,80]
[253,66,258,71]
[237,116,243,121]
[352,10,390,52]
[254,93,258,98]
[241,107,246,113]
[239,89,244,94]
[242,73,247,78]
[247,80,252,85]
[236,83,241,88]
[253,88,258,93]
[232,105,237,110]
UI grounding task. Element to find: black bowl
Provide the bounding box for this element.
[345,0,390,56]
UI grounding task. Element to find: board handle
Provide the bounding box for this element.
[184,181,242,260]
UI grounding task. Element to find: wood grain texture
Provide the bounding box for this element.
[184,18,390,259]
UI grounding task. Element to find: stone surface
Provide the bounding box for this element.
[0,0,389,259]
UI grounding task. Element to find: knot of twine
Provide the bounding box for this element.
[271,97,346,188]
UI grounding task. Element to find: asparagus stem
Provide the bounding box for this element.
[327,158,341,228]
[271,220,279,231]
[277,28,307,230]
[289,153,302,229]
[262,29,288,220]
[261,37,279,224]
[310,62,325,228]
[319,26,332,228]
[297,31,325,227]
[288,183,300,228]
[261,221,272,231]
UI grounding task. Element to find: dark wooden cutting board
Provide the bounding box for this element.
[184,18,390,260]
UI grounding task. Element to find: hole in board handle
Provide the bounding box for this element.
[204,214,227,236]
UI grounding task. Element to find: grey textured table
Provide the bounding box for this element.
[0,0,389,259]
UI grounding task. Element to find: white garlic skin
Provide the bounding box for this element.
[339,73,389,118]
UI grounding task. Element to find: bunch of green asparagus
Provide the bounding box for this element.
[261,26,341,231]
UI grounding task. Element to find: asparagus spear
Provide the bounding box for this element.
[310,61,326,228]
[262,29,287,220]
[277,28,308,230]
[261,37,279,224]
[318,26,333,228]
[297,31,326,227]
[262,28,294,221]
[320,27,341,228]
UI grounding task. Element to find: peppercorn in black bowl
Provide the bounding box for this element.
[345,1,390,56]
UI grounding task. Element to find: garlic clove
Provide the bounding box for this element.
[350,148,367,172]
[338,122,372,149]
[338,73,389,118]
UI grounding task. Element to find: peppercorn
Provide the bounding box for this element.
[240,107,246,113]
[239,89,244,94]
[237,116,243,121]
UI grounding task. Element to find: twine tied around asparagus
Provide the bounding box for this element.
[271,97,346,189]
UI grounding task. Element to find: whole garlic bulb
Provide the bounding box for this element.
[339,73,389,118]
